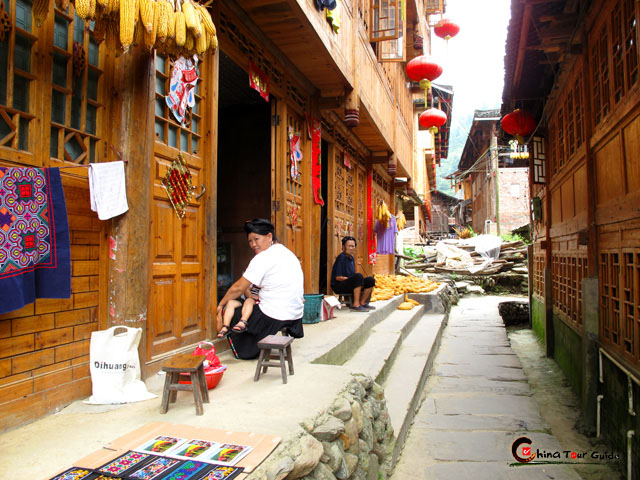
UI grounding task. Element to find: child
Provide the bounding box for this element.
[216,284,259,337]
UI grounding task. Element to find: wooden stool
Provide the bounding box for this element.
[160,353,210,415]
[254,335,294,384]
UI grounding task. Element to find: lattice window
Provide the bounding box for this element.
[154,55,201,154]
[533,252,545,297]
[624,0,638,91]
[287,82,306,112]
[552,252,588,327]
[591,25,611,125]
[574,74,584,148]
[556,108,565,169]
[532,136,546,184]
[622,251,639,357]
[612,3,625,103]
[565,92,575,157]
[600,251,621,345]
[425,0,443,15]
[345,168,354,216]
[0,0,37,152]
[49,9,104,164]
[370,0,401,41]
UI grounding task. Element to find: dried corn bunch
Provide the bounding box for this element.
[84,0,217,56]
[375,201,392,229]
[33,0,52,27]
[369,274,439,302]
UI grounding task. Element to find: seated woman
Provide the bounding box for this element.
[217,218,304,359]
[331,236,376,311]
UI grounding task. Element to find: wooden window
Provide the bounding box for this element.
[624,0,638,90]
[154,55,201,154]
[0,0,37,152]
[370,0,402,41]
[49,9,104,164]
[600,251,621,346]
[612,2,625,103]
[557,108,565,169]
[532,136,546,184]
[565,92,575,157]
[424,0,443,15]
[591,25,611,125]
[601,249,640,363]
[574,74,584,148]
[533,252,545,297]
[552,252,588,327]
[370,0,405,61]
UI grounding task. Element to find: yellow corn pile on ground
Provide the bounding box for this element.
[370,274,439,302]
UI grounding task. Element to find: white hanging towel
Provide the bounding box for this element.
[88,161,129,220]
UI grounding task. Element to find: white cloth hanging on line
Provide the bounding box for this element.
[88,161,129,220]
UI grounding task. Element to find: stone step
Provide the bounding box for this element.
[382,312,448,464]
[342,303,426,384]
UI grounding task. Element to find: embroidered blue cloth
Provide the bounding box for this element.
[0,167,71,314]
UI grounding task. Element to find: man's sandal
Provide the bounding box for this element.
[217,325,231,338]
[232,319,248,333]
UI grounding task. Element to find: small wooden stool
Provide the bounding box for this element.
[160,353,210,415]
[254,335,294,384]
[339,293,353,307]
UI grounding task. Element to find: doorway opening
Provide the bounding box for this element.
[217,51,271,300]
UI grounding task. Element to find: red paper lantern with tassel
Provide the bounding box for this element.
[419,108,447,132]
[406,55,443,89]
[501,109,536,144]
[434,19,460,40]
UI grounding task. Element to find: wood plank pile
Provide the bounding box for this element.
[400,240,529,276]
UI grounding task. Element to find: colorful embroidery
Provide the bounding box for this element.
[99,451,152,474]
[197,466,243,480]
[0,168,51,271]
[0,167,71,314]
[130,457,180,479]
[49,467,92,480]
[161,460,208,480]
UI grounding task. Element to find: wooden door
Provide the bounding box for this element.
[147,54,208,361]
[284,110,305,263]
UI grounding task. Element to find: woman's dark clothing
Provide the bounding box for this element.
[332,273,375,294]
[227,305,303,359]
[330,252,375,294]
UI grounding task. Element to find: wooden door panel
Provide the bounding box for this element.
[180,275,201,331]
[181,207,200,261]
[153,202,177,260]
[151,276,177,343]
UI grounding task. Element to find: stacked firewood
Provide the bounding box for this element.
[400,240,529,276]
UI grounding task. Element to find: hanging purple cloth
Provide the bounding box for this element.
[0,167,71,314]
[375,215,398,255]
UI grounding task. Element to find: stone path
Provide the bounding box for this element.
[391,296,583,480]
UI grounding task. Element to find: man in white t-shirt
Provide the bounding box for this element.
[216,219,304,359]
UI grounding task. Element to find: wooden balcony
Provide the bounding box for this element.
[238,0,416,175]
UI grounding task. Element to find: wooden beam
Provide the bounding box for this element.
[223,1,318,97]
[513,4,533,92]
[371,151,389,164]
[319,96,345,110]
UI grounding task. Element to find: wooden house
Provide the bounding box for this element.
[0,0,443,429]
[450,109,529,235]
[503,0,640,470]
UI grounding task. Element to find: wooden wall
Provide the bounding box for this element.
[0,177,103,431]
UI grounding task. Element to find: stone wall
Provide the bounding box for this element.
[249,375,395,480]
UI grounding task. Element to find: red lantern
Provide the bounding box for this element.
[406,55,443,88]
[501,109,536,144]
[419,108,447,131]
[434,19,460,40]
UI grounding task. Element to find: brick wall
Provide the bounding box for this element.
[498,168,530,233]
[0,180,103,431]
